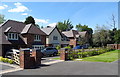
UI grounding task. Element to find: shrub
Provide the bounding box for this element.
[56,45,61,50]
[0,57,14,64]
[3,58,9,63]
[8,59,14,64]
[64,46,71,49]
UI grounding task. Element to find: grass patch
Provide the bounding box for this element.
[78,50,120,62]
[52,57,60,60]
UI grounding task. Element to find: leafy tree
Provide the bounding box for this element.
[76,24,93,46]
[24,16,40,28]
[57,19,73,31]
[114,29,120,44]
[0,14,5,24]
[24,16,35,25]
[93,25,112,47]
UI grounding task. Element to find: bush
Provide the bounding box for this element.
[0,56,14,64]
[56,45,61,50]
[64,46,71,49]
[8,59,14,64]
[3,58,9,63]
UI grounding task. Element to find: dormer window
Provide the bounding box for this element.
[8,33,18,40]
[34,35,41,41]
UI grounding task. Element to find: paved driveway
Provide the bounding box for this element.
[3,60,118,75]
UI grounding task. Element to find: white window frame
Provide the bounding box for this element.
[8,33,18,40]
[32,45,45,50]
[34,35,41,41]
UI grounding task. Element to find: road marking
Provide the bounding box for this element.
[43,60,64,65]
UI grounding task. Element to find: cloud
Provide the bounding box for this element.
[21,13,28,15]
[8,2,29,12]
[0,4,8,10]
[35,18,49,24]
[47,23,57,27]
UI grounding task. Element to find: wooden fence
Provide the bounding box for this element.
[107,44,120,50]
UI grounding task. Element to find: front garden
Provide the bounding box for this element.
[56,47,120,62]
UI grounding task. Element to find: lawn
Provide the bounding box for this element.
[77,50,120,62]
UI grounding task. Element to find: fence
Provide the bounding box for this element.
[60,48,107,60]
[107,44,120,50]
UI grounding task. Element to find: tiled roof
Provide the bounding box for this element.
[41,27,55,35]
[62,30,87,38]
[0,20,46,44]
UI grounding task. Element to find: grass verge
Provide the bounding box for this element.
[76,50,120,62]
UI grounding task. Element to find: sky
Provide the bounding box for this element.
[0,2,118,31]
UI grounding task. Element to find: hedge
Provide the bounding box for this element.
[67,48,112,59]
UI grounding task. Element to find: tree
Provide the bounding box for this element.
[114,29,120,44]
[0,14,5,24]
[93,25,112,47]
[107,14,116,31]
[76,24,93,46]
[57,19,73,31]
[24,16,35,25]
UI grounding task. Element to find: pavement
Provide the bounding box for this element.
[2,59,118,75]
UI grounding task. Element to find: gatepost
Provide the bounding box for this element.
[60,48,68,61]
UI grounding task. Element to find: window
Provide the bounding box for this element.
[34,35,41,41]
[53,36,58,40]
[8,33,18,40]
[32,45,45,50]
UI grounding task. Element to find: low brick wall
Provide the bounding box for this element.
[107,44,120,50]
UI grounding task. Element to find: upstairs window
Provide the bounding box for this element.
[53,36,58,40]
[34,35,41,41]
[8,33,18,40]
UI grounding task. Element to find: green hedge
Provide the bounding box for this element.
[67,48,112,59]
[0,57,14,64]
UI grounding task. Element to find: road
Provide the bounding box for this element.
[2,57,118,75]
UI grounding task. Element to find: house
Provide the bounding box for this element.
[41,26,63,47]
[62,30,89,47]
[0,20,46,57]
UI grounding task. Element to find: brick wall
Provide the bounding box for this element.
[69,38,77,47]
[22,34,46,48]
[107,44,120,50]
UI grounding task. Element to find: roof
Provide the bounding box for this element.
[41,27,55,35]
[79,31,87,37]
[0,20,46,44]
[62,30,87,38]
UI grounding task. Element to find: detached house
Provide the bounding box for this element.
[41,26,63,47]
[62,30,89,47]
[0,20,46,57]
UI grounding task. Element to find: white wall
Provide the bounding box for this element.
[46,28,62,45]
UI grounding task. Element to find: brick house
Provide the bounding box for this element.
[62,30,89,47]
[0,20,46,57]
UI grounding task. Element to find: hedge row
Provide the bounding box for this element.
[67,48,112,60]
[0,57,14,64]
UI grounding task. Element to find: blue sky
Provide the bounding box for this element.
[0,2,118,31]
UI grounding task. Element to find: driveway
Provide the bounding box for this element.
[3,60,118,75]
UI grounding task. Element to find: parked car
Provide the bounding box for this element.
[41,47,58,57]
[5,49,20,59]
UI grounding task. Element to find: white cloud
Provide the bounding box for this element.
[0,4,8,10]
[35,18,49,24]
[47,23,57,27]
[8,2,29,12]
[21,13,28,15]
